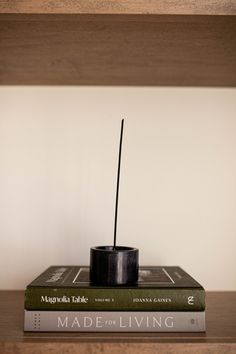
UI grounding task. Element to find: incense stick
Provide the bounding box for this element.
[113,119,124,249]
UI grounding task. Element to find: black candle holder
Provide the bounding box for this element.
[90,246,139,286]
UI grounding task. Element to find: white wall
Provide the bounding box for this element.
[0,87,235,290]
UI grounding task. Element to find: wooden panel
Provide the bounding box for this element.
[0,291,236,354]
[0,0,236,15]
[0,14,236,86]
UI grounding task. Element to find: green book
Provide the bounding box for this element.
[25,266,205,311]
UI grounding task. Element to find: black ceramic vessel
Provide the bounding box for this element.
[90,246,139,286]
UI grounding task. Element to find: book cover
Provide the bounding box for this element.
[24,310,206,332]
[25,266,205,311]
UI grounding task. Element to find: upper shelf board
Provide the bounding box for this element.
[0,1,236,86]
[0,0,236,15]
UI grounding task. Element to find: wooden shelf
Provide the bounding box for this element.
[0,1,236,86]
[1,1,236,15]
[0,291,235,354]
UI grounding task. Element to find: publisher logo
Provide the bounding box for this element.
[187,296,194,305]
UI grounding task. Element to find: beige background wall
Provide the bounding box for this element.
[0,87,235,290]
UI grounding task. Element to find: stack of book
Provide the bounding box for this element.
[24,266,205,332]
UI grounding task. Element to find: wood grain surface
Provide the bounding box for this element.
[0,291,235,354]
[0,0,236,15]
[0,14,236,86]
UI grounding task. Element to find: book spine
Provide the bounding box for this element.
[25,288,205,311]
[24,310,205,332]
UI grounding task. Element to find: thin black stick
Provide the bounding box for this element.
[113,119,124,249]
